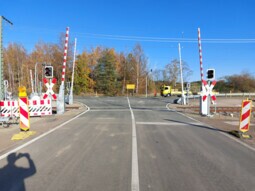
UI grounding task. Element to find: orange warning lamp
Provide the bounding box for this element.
[18,86,27,97]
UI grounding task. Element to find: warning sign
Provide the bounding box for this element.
[126,84,135,90]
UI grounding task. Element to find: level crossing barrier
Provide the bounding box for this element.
[0,98,52,117]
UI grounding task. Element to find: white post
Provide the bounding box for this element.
[69,38,77,105]
[178,43,186,105]
[146,73,148,98]
[34,62,38,94]
[30,69,34,94]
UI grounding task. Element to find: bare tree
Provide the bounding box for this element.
[133,44,147,94]
[164,59,193,86]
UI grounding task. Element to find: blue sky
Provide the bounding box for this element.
[1,0,255,82]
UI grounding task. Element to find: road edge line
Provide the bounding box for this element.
[0,106,91,161]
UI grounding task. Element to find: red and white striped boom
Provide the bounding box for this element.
[61,27,69,86]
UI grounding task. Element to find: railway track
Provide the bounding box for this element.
[52,106,80,111]
[177,106,254,113]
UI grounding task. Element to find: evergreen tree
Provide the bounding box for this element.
[94,49,117,95]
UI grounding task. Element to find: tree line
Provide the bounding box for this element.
[3,36,255,96]
[3,39,156,96]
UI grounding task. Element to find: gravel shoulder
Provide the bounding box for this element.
[168,96,255,148]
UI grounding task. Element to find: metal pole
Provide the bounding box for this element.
[136,60,139,94]
[69,38,77,105]
[0,16,13,100]
[34,62,38,94]
[30,69,34,94]
[178,43,186,105]
[0,17,3,100]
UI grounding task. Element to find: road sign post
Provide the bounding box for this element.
[200,80,217,116]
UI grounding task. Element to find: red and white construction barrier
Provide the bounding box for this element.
[239,100,252,133]
[0,100,19,117]
[28,99,52,116]
[0,98,52,117]
[19,97,30,131]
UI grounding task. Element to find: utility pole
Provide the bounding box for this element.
[178,43,186,105]
[136,58,139,94]
[0,16,13,100]
[145,69,152,98]
[69,38,77,104]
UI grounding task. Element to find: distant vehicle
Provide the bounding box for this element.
[160,85,192,97]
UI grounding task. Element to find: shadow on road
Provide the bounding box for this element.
[0,152,36,191]
[164,118,228,133]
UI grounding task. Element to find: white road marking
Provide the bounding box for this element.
[127,97,140,191]
[224,121,254,126]
[0,107,91,161]
[166,103,255,152]
[97,117,115,120]
[136,122,201,126]
[89,109,129,112]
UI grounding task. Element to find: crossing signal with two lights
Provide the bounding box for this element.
[207,69,215,80]
[44,66,53,78]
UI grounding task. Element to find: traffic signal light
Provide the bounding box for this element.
[207,69,215,80]
[186,82,190,89]
[44,66,53,78]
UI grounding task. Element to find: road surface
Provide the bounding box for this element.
[0,96,254,191]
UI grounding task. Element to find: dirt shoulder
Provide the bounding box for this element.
[168,97,255,148]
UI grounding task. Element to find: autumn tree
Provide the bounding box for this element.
[73,52,92,94]
[217,72,255,92]
[3,43,28,94]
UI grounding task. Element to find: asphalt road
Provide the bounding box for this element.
[0,96,255,191]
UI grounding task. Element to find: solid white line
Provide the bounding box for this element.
[136,122,201,126]
[89,109,129,112]
[0,107,91,161]
[166,103,255,152]
[127,97,140,191]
